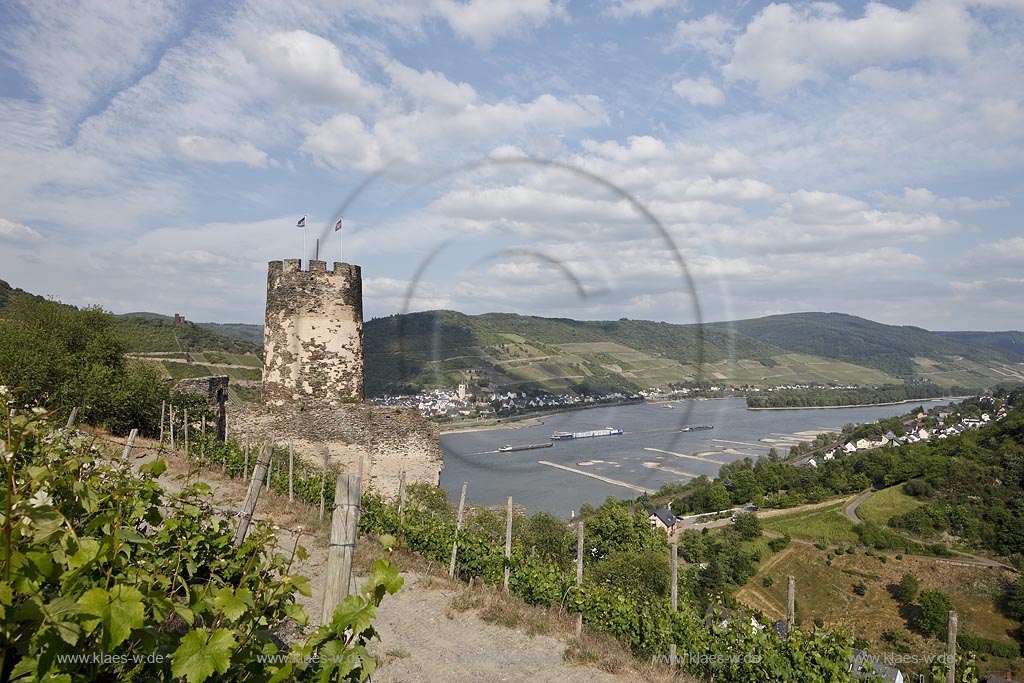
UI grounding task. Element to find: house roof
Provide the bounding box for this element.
[648,508,678,527]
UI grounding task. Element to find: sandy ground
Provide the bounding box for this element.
[104,433,634,683]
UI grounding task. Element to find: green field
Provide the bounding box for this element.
[762,501,859,544]
[856,485,925,527]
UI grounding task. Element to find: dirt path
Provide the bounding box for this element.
[365,575,622,683]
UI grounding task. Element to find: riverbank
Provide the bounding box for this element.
[438,399,645,434]
[745,396,970,411]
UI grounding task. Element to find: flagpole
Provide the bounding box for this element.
[303,214,307,267]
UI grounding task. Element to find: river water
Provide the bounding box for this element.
[439,397,955,517]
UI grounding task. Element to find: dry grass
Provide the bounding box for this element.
[737,543,1022,679]
[448,585,567,636]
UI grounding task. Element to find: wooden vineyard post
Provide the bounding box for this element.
[62,407,79,445]
[319,447,330,522]
[121,429,138,461]
[576,521,585,636]
[183,409,189,457]
[787,576,796,633]
[200,415,206,467]
[244,431,250,479]
[321,471,362,624]
[946,611,957,683]
[397,471,407,526]
[288,441,294,502]
[266,439,276,490]
[503,496,513,592]
[159,401,165,444]
[169,405,175,451]
[669,535,679,666]
[232,444,271,547]
[448,481,468,579]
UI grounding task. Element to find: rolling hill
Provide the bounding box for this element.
[935,330,1024,358]
[4,278,1023,398]
[362,311,1024,397]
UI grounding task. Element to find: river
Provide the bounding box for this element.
[439,397,956,517]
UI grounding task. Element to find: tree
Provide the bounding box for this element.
[893,572,919,603]
[0,298,168,434]
[582,498,666,560]
[589,548,670,599]
[732,512,762,541]
[1005,577,1024,621]
[706,482,731,512]
[916,589,954,638]
[521,511,573,570]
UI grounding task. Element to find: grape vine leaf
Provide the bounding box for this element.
[171,628,237,683]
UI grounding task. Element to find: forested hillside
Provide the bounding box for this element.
[717,312,1020,378]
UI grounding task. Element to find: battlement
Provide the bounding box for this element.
[272,259,359,278]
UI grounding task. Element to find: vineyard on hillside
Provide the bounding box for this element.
[0,396,401,683]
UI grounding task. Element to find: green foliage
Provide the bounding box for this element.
[0,298,169,434]
[916,589,955,638]
[519,512,574,571]
[0,397,401,682]
[894,572,919,603]
[956,633,1020,659]
[589,549,669,599]
[1006,576,1024,622]
[579,498,667,560]
[732,513,762,541]
[745,383,968,409]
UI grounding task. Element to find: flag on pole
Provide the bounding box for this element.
[297,216,306,228]
[334,217,344,232]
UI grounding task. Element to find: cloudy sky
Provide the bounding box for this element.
[1,0,1022,330]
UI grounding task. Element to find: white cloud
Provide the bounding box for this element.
[603,0,683,18]
[725,2,975,96]
[244,30,381,108]
[875,187,1010,211]
[301,93,607,171]
[965,237,1024,269]
[434,0,567,48]
[0,218,44,244]
[176,136,269,167]
[300,114,388,171]
[385,62,478,110]
[671,14,736,57]
[672,77,725,106]
[0,0,185,124]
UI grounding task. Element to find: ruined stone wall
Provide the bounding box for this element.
[228,403,443,498]
[262,259,363,407]
[173,375,229,440]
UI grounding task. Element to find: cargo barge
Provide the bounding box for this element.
[550,427,623,441]
[497,443,555,452]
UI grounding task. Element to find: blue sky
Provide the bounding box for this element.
[0,0,1022,330]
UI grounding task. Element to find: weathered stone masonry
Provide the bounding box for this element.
[263,259,364,406]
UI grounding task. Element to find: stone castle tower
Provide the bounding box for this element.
[262,259,364,406]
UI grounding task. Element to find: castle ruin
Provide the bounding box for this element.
[229,259,443,497]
